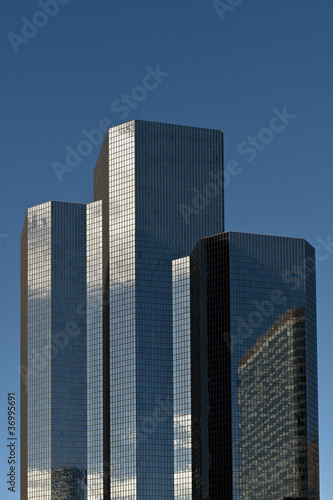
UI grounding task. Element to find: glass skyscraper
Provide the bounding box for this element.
[21,120,319,500]
[21,201,98,499]
[91,120,224,499]
[173,232,319,499]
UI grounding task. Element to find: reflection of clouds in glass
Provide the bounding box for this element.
[25,201,88,499]
[174,469,192,500]
[173,258,192,500]
[110,475,137,499]
[108,126,137,499]
[28,468,51,499]
[27,203,51,299]
[87,470,137,500]
[172,261,190,281]
[87,201,104,500]
[174,414,191,450]
[26,203,52,497]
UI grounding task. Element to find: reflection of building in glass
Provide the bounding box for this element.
[237,307,317,499]
[52,466,87,498]
[184,232,319,499]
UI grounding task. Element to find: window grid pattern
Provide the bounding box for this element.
[173,257,192,500]
[191,232,319,499]
[237,308,308,498]
[27,202,52,500]
[50,202,87,499]
[25,201,88,499]
[87,201,104,499]
[135,120,223,499]
[95,120,223,499]
[304,242,320,497]
[93,135,111,499]
[228,233,317,499]
[108,123,137,499]
[20,119,319,500]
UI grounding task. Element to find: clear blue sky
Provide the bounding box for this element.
[1,0,332,497]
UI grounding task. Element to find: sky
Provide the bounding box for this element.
[1,0,332,497]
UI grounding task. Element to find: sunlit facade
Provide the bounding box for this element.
[86,200,104,499]
[172,257,192,500]
[92,120,224,499]
[21,201,95,499]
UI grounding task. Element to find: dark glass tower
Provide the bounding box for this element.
[21,201,99,500]
[90,120,224,499]
[176,231,319,499]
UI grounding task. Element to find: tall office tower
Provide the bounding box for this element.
[173,232,319,499]
[21,201,100,500]
[90,120,224,499]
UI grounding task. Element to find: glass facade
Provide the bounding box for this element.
[21,120,319,500]
[237,307,311,498]
[23,202,52,500]
[93,120,224,499]
[86,201,104,499]
[21,201,89,500]
[189,232,319,499]
[172,257,191,500]
[93,134,111,499]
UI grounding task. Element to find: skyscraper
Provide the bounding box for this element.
[173,232,319,499]
[21,120,319,500]
[91,120,224,499]
[21,201,97,499]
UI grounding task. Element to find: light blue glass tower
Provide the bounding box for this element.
[21,201,99,499]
